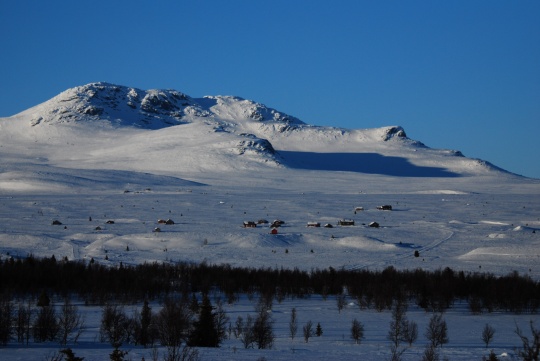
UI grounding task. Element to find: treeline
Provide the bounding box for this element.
[0,255,539,313]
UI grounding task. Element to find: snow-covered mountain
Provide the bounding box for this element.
[1,82,510,185]
[19,82,303,129]
[1,82,538,278]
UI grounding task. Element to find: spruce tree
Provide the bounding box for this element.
[37,290,50,307]
[316,322,323,337]
[188,294,219,347]
[137,300,152,347]
[0,296,13,346]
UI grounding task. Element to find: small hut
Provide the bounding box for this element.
[243,221,257,228]
[338,219,355,226]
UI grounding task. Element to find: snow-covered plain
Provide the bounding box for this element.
[0,83,539,360]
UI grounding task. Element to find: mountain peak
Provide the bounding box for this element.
[21,82,303,131]
[25,82,190,129]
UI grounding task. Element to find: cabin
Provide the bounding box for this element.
[271,220,285,228]
[270,228,278,235]
[243,221,257,228]
[377,205,392,211]
[153,227,161,233]
[257,219,269,224]
[106,220,115,224]
[338,219,355,226]
[158,219,175,225]
[324,223,334,228]
[307,222,321,227]
[354,207,364,211]
[51,220,62,225]
[368,221,380,228]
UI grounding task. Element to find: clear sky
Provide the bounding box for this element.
[1,1,539,178]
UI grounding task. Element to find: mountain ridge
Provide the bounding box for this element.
[17,82,304,130]
[1,82,515,180]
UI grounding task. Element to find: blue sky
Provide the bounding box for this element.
[1,1,539,178]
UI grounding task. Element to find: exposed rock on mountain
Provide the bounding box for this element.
[2,82,512,178]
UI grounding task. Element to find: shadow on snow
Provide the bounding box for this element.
[279,151,460,178]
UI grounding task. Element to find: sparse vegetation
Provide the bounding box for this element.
[302,320,314,343]
[515,320,540,361]
[482,323,496,349]
[350,318,365,344]
[0,255,538,360]
[425,313,449,349]
[289,307,298,341]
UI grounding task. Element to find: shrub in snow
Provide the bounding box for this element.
[351,318,364,344]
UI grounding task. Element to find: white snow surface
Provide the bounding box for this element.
[0,82,539,360]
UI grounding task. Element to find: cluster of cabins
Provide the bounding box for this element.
[243,205,392,231]
[154,219,175,232]
[243,219,284,228]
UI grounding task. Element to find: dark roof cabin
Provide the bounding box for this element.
[158,219,175,225]
[338,219,355,226]
[243,221,257,228]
